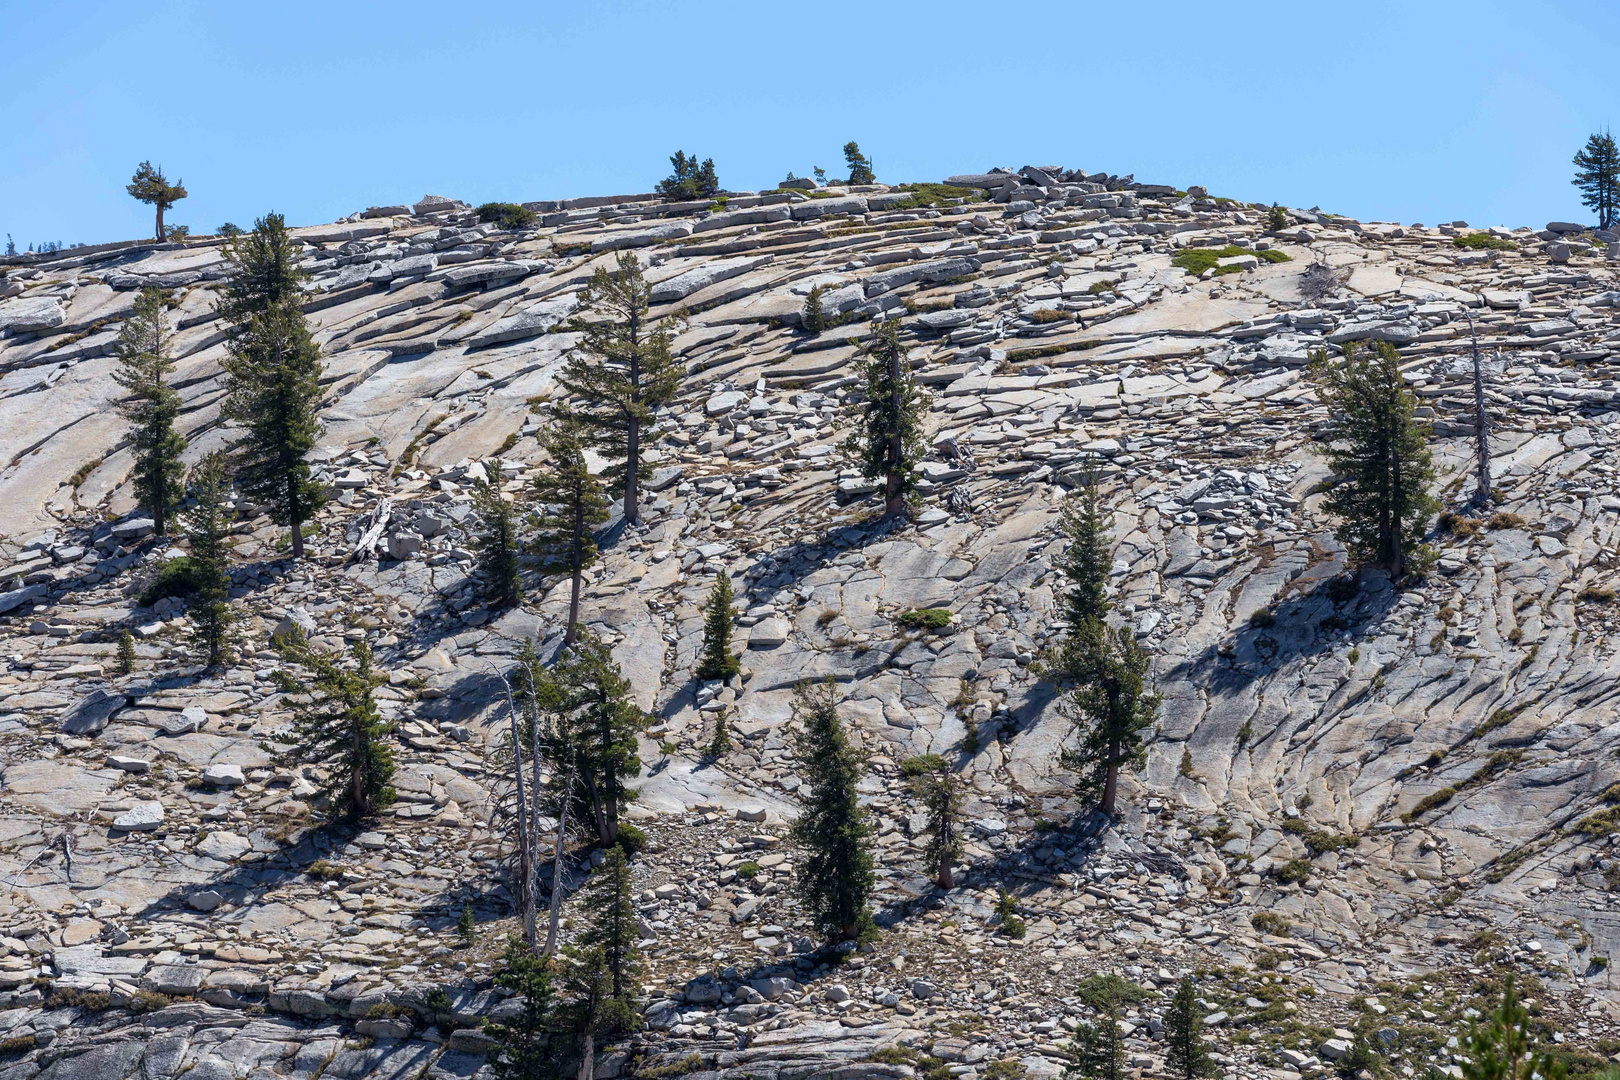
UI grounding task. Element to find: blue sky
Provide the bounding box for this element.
[3,0,1617,248]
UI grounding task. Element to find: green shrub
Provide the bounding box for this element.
[900,753,948,777]
[49,986,110,1011]
[995,890,1026,938]
[1275,858,1312,884]
[1172,246,1291,276]
[1251,911,1292,936]
[1267,205,1289,231]
[615,822,648,855]
[735,861,761,879]
[127,990,173,1014]
[137,556,206,607]
[1578,586,1616,604]
[1026,308,1068,324]
[896,608,952,631]
[0,1035,36,1055]
[1250,608,1275,628]
[306,859,346,880]
[475,203,536,229]
[1453,233,1516,251]
[1254,947,1287,971]
[887,183,983,209]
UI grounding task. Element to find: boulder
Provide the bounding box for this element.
[202,763,245,787]
[0,296,66,334]
[413,195,459,216]
[113,800,165,832]
[59,688,126,735]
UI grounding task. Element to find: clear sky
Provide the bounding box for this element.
[3,0,1617,249]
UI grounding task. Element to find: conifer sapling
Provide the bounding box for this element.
[113,287,186,535]
[788,680,875,941]
[695,570,740,680]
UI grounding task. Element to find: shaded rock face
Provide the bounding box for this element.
[3,173,1620,1077]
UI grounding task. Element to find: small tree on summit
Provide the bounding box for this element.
[1573,130,1620,230]
[657,151,719,201]
[843,142,876,185]
[695,571,740,681]
[843,320,928,518]
[113,287,186,535]
[127,161,187,242]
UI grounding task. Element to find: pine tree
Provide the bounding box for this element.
[1573,131,1620,231]
[488,937,562,1080]
[530,411,609,644]
[901,755,961,889]
[843,142,876,185]
[788,680,875,941]
[558,253,682,526]
[457,902,477,947]
[113,288,186,536]
[273,636,395,819]
[1307,342,1437,580]
[560,847,642,1080]
[656,151,720,201]
[842,320,928,518]
[705,706,731,757]
[116,629,137,676]
[1459,975,1566,1080]
[126,161,187,242]
[218,214,325,559]
[472,458,523,608]
[1164,977,1215,1080]
[801,284,827,334]
[695,571,740,680]
[1065,975,1149,1080]
[1060,623,1161,817]
[183,452,235,669]
[1050,461,1112,677]
[554,631,643,848]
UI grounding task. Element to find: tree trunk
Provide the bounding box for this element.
[543,761,572,958]
[153,469,166,537]
[1469,318,1492,505]
[624,416,640,525]
[578,1030,595,1080]
[566,497,584,644]
[288,471,305,558]
[885,337,905,518]
[351,717,366,817]
[155,203,165,242]
[583,770,610,847]
[501,675,536,950]
[936,849,954,890]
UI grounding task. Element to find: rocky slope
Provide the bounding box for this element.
[3,171,1620,1080]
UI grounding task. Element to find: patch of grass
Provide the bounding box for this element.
[1251,911,1293,937]
[1275,858,1313,884]
[736,861,761,879]
[900,753,949,778]
[49,986,110,1011]
[70,456,105,488]
[1437,511,1482,537]
[1453,233,1516,251]
[896,607,952,631]
[1025,308,1069,324]
[1282,818,1359,856]
[127,990,174,1014]
[0,1035,36,1055]
[1470,703,1527,742]
[640,1054,708,1079]
[1172,246,1292,276]
[1487,511,1527,529]
[889,183,985,209]
[1254,947,1288,971]
[1005,341,1097,363]
[1250,608,1276,629]
[306,859,346,880]
[1405,750,1524,822]
[1578,586,1616,603]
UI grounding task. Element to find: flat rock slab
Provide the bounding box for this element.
[2,759,117,815]
[112,800,164,831]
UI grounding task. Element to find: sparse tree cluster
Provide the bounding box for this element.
[656,151,719,201]
[1573,130,1620,231]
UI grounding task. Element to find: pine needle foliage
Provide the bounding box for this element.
[557,252,683,525]
[488,937,563,1080]
[802,284,828,334]
[705,707,732,757]
[1051,461,1112,677]
[127,161,187,241]
[113,288,186,535]
[788,680,875,940]
[902,754,961,888]
[657,152,719,201]
[183,452,235,669]
[553,631,643,848]
[843,142,876,185]
[842,320,928,518]
[558,847,642,1080]
[1060,623,1161,817]
[273,636,395,820]
[1573,130,1620,231]
[1065,975,1150,1080]
[1307,341,1437,579]
[530,411,609,643]
[696,571,740,680]
[218,214,325,559]
[116,629,137,676]
[1163,977,1216,1080]
[471,458,523,608]
[1459,975,1566,1080]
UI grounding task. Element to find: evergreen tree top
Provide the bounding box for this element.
[216,212,309,327]
[127,161,187,210]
